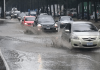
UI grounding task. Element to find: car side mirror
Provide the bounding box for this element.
[65,30,70,33]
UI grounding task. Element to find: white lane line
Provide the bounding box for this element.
[0,48,10,70]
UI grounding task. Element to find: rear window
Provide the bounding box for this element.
[25,17,35,21]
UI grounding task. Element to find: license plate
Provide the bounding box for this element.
[87,42,93,45]
[46,27,50,29]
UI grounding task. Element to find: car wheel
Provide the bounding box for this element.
[33,23,36,27]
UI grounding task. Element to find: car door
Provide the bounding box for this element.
[63,23,71,42]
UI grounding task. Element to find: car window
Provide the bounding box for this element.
[73,23,98,32]
[25,17,35,21]
[60,17,71,21]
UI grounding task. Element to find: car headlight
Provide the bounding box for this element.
[71,34,79,40]
[24,23,27,25]
[37,24,42,27]
[55,24,58,27]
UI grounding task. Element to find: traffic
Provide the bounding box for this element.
[3,7,100,48]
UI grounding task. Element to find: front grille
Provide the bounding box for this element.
[28,23,32,25]
[42,25,54,27]
[82,38,96,41]
[83,44,97,47]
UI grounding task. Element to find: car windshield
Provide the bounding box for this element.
[73,23,98,32]
[25,17,35,21]
[38,17,54,23]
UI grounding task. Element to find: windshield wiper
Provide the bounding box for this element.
[74,30,82,32]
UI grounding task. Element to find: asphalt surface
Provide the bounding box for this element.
[0,18,100,70]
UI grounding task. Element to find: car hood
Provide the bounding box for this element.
[40,22,54,25]
[60,20,73,23]
[25,21,34,23]
[73,32,99,36]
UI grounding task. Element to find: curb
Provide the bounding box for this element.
[0,49,10,70]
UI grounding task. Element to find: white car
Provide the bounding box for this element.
[62,21,100,48]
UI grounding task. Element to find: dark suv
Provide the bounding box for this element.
[36,15,59,32]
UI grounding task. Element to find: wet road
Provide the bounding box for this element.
[0,19,100,70]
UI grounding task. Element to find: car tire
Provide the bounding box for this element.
[33,23,36,27]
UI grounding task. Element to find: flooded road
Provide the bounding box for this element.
[0,19,100,70]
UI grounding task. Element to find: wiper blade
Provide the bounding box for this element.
[74,30,82,32]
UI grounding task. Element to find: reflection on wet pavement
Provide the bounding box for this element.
[0,35,100,70]
[1,48,100,70]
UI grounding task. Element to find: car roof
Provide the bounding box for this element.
[72,21,92,24]
[61,16,71,18]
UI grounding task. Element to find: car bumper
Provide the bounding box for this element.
[71,39,100,48]
[38,27,58,31]
[24,23,34,26]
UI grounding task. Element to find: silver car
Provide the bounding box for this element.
[58,16,73,28]
[62,21,100,48]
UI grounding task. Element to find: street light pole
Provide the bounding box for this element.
[1,0,5,18]
[4,0,5,18]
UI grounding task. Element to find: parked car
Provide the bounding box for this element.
[37,15,59,32]
[21,16,36,26]
[18,13,26,21]
[58,16,73,28]
[62,21,100,48]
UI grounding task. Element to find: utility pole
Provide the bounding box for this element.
[87,0,90,20]
[1,0,5,18]
[76,0,79,19]
[37,0,39,15]
[94,1,97,22]
[82,0,84,20]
